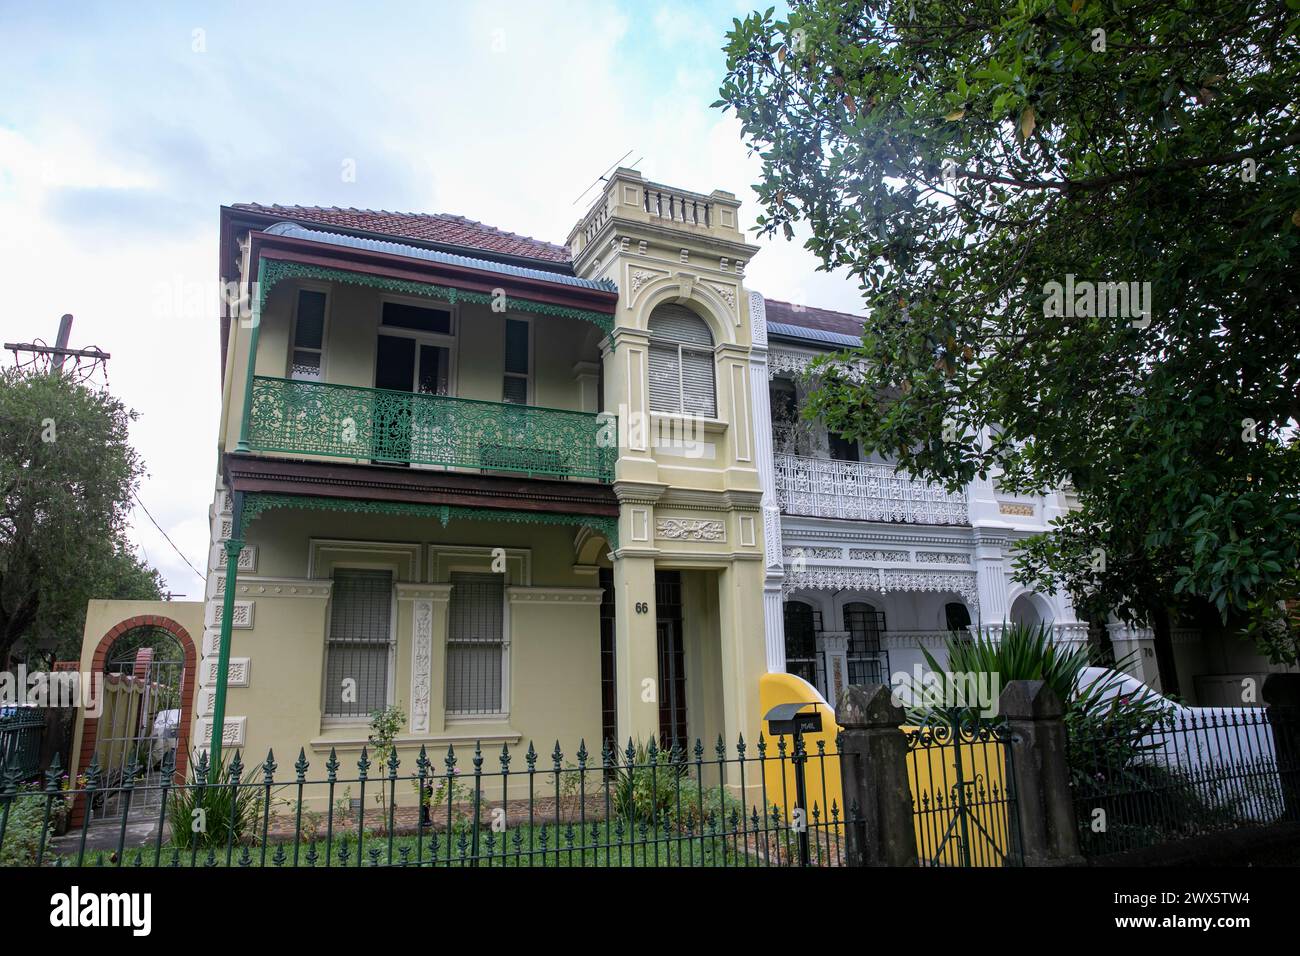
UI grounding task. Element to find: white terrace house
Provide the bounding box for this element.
[747,298,1112,707]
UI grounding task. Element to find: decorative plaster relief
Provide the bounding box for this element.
[208,600,254,629]
[202,657,250,687]
[410,599,433,734]
[657,518,725,541]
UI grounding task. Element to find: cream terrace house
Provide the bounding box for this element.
[66,169,1267,816]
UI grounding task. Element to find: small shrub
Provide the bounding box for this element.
[167,753,266,851]
[612,740,687,826]
[0,786,53,866]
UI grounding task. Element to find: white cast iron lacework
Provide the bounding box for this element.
[774,454,968,525]
[782,566,979,608]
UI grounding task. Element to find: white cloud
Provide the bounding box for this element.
[0,0,862,595]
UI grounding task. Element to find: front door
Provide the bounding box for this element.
[655,571,688,749]
[373,335,450,465]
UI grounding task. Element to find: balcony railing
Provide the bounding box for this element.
[774,453,968,525]
[245,376,615,482]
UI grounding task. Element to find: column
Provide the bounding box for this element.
[398,584,452,735]
[612,553,660,746]
[746,291,787,673]
[1108,624,1159,688]
[819,631,850,703]
[717,559,769,757]
[973,529,1010,637]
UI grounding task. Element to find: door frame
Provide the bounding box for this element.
[373,294,459,395]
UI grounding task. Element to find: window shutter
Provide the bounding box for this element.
[502,376,528,405]
[649,304,712,346]
[446,572,505,714]
[680,348,716,417]
[648,344,680,413]
[647,304,716,416]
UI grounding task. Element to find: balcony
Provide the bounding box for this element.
[774,453,968,525]
[244,376,615,482]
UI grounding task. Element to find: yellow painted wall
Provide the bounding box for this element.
[201,508,603,808]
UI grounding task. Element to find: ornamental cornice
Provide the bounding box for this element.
[612,480,669,505]
[235,577,332,599]
[657,487,763,513]
[396,583,454,601]
[778,521,975,548]
[505,587,604,605]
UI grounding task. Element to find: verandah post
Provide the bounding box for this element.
[233,259,264,453]
[209,491,245,770]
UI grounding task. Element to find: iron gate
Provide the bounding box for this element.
[92,628,186,822]
[906,711,1022,866]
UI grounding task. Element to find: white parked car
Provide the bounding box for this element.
[1076,667,1282,823]
[147,708,181,770]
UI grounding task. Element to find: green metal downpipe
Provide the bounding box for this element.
[208,492,245,772]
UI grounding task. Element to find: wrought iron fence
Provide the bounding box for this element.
[1067,707,1300,857]
[0,734,852,868]
[906,713,1021,867]
[246,376,616,482]
[0,709,44,782]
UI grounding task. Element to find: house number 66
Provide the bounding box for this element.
[635,602,649,614]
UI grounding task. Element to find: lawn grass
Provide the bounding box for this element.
[50,822,776,868]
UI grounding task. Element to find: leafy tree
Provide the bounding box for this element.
[717,1,1300,659]
[0,368,162,667]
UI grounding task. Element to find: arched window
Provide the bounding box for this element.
[647,303,716,417]
[944,602,972,632]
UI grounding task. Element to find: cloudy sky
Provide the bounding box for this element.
[0,0,863,596]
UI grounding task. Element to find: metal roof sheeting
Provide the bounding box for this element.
[263,222,617,293]
[766,321,862,348]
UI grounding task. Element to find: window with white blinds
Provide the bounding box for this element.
[647,304,716,417]
[446,572,506,715]
[324,569,393,718]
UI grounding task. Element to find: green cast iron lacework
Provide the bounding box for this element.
[247,376,616,481]
[239,492,618,547]
[256,259,614,336]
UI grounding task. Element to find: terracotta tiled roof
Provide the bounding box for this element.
[764,297,866,338]
[229,203,572,264]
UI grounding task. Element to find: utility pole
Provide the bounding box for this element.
[5,314,111,375]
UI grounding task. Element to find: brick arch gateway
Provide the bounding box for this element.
[70,615,198,827]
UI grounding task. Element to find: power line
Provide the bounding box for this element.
[132,491,205,583]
